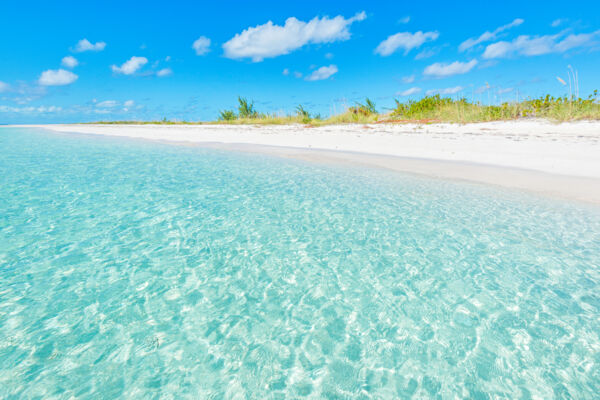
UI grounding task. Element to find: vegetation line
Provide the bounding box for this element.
[92,91,600,126]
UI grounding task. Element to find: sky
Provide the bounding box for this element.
[1,0,599,123]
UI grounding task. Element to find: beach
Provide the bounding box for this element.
[3,124,600,398]
[27,120,600,205]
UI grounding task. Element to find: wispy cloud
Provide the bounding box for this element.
[426,86,464,95]
[192,36,211,55]
[0,81,9,93]
[93,99,137,112]
[223,11,366,61]
[398,87,421,96]
[375,31,439,56]
[111,56,148,75]
[38,69,78,86]
[305,65,338,81]
[402,75,415,84]
[423,60,477,78]
[398,16,410,24]
[156,68,172,77]
[483,30,600,59]
[4,82,47,104]
[282,68,290,76]
[0,105,62,113]
[61,56,78,68]
[96,100,119,108]
[414,48,438,60]
[73,38,106,52]
[459,18,524,52]
[551,19,565,27]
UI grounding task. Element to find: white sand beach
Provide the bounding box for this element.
[22,120,600,204]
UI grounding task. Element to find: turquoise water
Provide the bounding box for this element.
[1,128,600,399]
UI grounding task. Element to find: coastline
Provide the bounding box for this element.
[8,121,600,205]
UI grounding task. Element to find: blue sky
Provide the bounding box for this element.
[1,0,599,123]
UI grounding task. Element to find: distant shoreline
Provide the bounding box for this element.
[7,121,600,205]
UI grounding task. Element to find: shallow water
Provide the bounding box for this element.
[1,127,599,399]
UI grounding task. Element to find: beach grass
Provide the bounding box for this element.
[91,91,600,126]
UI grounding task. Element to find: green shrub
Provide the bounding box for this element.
[218,110,237,121]
[237,97,258,119]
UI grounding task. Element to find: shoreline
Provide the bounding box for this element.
[7,122,600,205]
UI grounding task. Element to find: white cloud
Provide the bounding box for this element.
[124,100,135,107]
[0,81,9,92]
[483,30,600,59]
[375,31,439,56]
[282,68,290,76]
[305,65,338,81]
[426,86,464,95]
[192,36,211,55]
[423,60,477,78]
[459,18,524,52]
[38,69,78,86]
[551,19,565,27]
[111,56,148,75]
[74,38,106,52]
[0,105,62,113]
[402,75,415,84]
[61,56,79,68]
[398,87,421,96]
[415,48,438,60]
[498,87,514,94]
[223,11,366,61]
[294,71,303,78]
[6,82,46,104]
[96,100,118,108]
[156,68,172,77]
[398,16,410,24]
[325,52,334,59]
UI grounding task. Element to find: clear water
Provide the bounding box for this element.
[1,127,600,399]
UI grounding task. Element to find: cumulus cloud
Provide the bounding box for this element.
[423,60,477,78]
[111,56,148,75]
[426,86,464,95]
[398,87,421,96]
[74,38,106,52]
[483,30,600,59]
[375,31,439,56]
[192,36,211,55]
[38,69,78,86]
[305,65,338,81]
[459,18,524,52]
[0,81,9,92]
[156,68,172,77]
[223,11,366,61]
[61,56,79,68]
